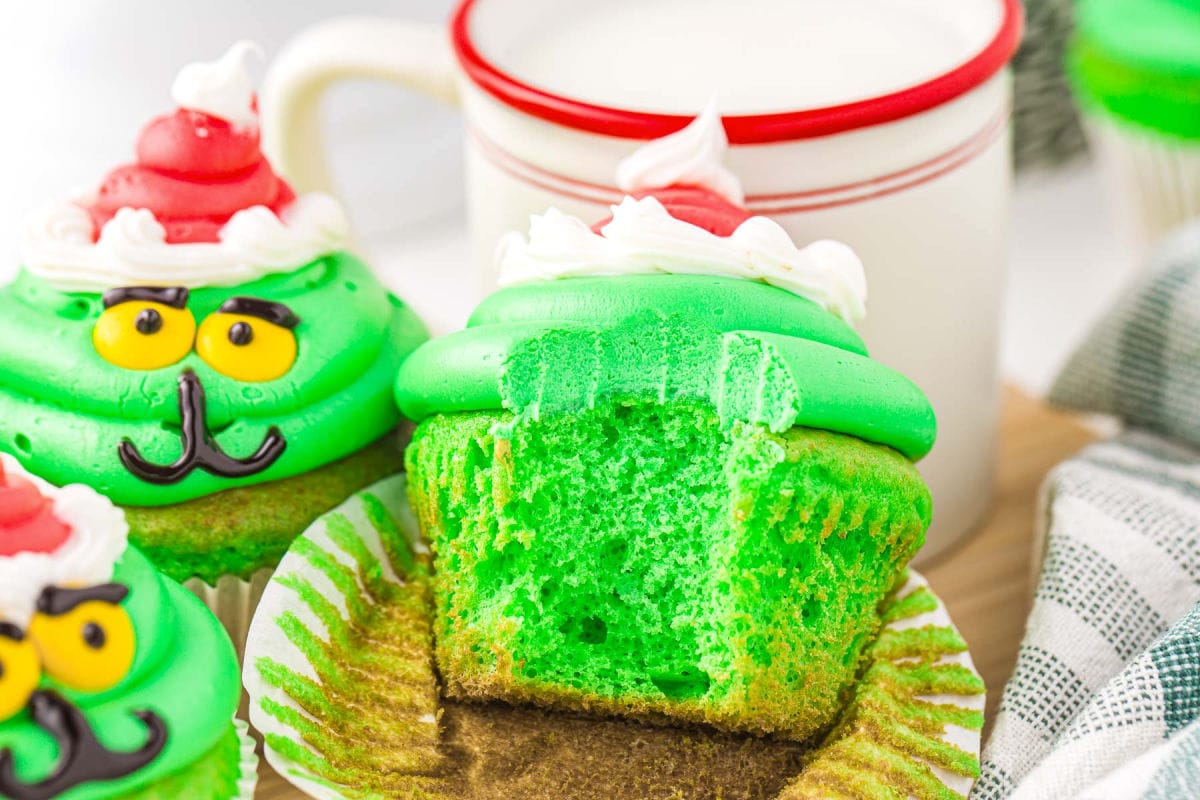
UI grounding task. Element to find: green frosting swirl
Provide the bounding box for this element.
[0,547,240,799]
[395,276,936,460]
[0,252,427,506]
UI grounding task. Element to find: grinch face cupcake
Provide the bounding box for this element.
[395,107,936,742]
[0,43,427,639]
[0,455,254,799]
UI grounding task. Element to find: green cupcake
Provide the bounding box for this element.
[0,44,426,643]
[0,455,254,799]
[394,111,936,742]
[1068,0,1200,245]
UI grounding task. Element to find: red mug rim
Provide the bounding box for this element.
[450,0,1024,144]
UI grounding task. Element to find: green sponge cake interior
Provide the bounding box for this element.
[245,475,983,800]
[408,400,929,740]
[398,274,936,740]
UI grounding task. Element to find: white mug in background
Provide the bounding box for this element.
[265,0,1023,561]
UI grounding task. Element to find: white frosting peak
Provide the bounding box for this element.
[615,99,744,205]
[497,196,867,323]
[171,40,263,129]
[20,193,350,292]
[0,456,129,627]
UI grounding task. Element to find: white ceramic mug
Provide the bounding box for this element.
[264,0,1023,561]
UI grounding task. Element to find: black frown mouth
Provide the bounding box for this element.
[0,690,166,800]
[119,369,287,485]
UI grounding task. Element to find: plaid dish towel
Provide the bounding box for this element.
[973,225,1200,799]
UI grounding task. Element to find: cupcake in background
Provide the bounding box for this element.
[0,42,428,652]
[1068,0,1200,252]
[0,454,255,799]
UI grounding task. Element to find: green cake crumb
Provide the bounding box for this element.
[406,399,931,741]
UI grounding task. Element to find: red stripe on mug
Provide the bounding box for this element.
[451,0,1023,144]
[466,107,1009,215]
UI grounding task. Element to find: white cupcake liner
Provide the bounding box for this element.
[232,718,260,800]
[1086,111,1200,255]
[185,568,274,664]
[245,474,985,799]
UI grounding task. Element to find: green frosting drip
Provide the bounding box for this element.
[395,276,935,460]
[1070,0,1200,138]
[0,547,241,799]
[0,252,427,506]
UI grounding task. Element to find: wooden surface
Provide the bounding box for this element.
[255,388,1097,798]
[920,389,1096,730]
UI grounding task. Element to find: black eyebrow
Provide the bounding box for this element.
[0,622,23,642]
[36,584,129,616]
[219,297,300,329]
[103,287,190,310]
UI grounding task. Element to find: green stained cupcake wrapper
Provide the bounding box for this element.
[244,475,984,799]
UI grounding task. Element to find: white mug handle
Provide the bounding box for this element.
[262,17,460,196]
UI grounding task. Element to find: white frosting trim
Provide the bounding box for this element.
[171,40,263,129]
[615,99,744,205]
[20,192,350,292]
[497,196,868,323]
[0,455,129,627]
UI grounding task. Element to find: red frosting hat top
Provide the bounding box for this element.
[85,41,295,245]
[0,457,130,626]
[19,42,350,294]
[497,100,870,324]
[0,459,72,558]
[592,186,752,237]
[593,99,752,236]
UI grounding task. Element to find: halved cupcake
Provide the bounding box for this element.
[395,108,936,741]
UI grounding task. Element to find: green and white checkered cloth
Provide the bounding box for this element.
[973,226,1200,799]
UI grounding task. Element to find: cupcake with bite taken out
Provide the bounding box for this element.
[0,42,427,649]
[395,105,936,742]
[0,454,255,799]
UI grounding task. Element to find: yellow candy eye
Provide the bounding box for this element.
[196,298,299,383]
[0,626,40,722]
[93,288,196,371]
[30,596,136,694]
